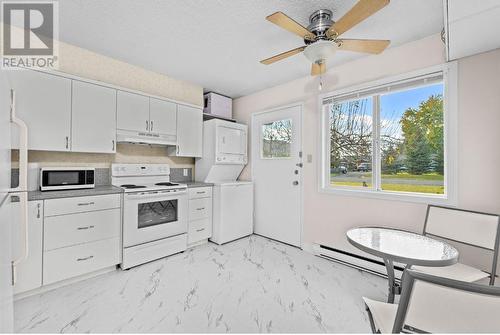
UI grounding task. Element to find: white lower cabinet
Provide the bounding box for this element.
[12,200,43,295]
[42,194,121,286]
[187,187,213,246]
[43,238,120,285]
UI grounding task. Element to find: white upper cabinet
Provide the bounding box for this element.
[445,0,500,60]
[149,98,177,136]
[10,70,72,151]
[117,91,150,133]
[174,105,203,157]
[71,81,117,153]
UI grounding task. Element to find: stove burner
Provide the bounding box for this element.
[155,182,179,186]
[121,184,147,189]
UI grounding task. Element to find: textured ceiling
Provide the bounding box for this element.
[57,0,444,98]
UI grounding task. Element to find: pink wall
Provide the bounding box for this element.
[233,33,500,273]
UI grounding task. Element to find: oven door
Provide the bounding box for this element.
[123,190,188,248]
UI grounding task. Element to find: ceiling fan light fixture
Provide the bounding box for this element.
[303,40,337,63]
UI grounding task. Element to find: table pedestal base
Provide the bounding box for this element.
[383,258,402,303]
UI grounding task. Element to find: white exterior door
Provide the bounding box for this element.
[117,91,150,133]
[71,81,117,153]
[252,105,302,247]
[149,98,177,136]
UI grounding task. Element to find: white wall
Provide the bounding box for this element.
[233,33,500,273]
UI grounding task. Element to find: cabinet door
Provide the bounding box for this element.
[72,81,117,153]
[116,91,150,132]
[149,98,177,136]
[10,70,71,151]
[11,200,43,294]
[176,105,202,157]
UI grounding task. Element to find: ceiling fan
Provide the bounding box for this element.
[260,0,391,76]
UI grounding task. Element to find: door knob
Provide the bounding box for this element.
[296,163,303,168]
[293,181,299,186]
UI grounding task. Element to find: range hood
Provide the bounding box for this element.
[116,129,177,146]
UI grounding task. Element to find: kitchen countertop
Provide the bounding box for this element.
[184,181,214,188]
[28,185,123,201]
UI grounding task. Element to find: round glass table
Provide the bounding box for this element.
[346,227,459,303]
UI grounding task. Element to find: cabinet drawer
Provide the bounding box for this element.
[188,218,212,244]
[43,237,120,285]
[44,208,120,251]
[44,194,120,216]
[188,187,212,199]
[189,198,212,221]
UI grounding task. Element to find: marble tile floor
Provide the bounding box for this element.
[14,235,387,333]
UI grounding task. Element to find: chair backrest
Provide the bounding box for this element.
[393,270,500,333]
[424,205,500,250]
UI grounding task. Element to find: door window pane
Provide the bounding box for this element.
[329,97,373,188]
[380,84,444,194]
[138,200,178,229]
[261,119,292,158]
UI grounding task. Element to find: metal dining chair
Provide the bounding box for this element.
[363,269,500,333]
[412,205,500,285]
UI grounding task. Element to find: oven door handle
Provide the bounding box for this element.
[125,191,187,200]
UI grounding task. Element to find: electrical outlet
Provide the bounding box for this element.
[183,168,188,177]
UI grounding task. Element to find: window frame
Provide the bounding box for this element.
[319,63,458,205]
[260,118,294,160]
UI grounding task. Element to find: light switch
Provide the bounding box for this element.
[307,154,313,163]
[183,168,188,177]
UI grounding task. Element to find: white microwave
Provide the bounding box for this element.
[40,167,95,191]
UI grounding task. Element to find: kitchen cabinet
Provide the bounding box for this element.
[12,200,43,295]
[149,98,177,136]
[172,105,203,157]
[71,80,117,153]
[9,70,72,151]
[117,91,150,133]
[445,0,500,60]
[43,194,121,285]
[187,186,212,246]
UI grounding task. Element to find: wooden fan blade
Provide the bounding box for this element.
[260,46,306,65]
[326,0,390,38]
[337,39,390,54]
[266,12,314,40]
[311,62,326,76]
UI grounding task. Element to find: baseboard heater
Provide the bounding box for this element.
[313,244,404,280]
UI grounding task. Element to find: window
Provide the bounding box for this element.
[321,67,456,202]
[261,119,292,158]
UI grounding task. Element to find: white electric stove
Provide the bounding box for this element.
[112,163,188,269]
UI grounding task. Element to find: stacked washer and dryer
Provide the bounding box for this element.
[195,119,253,245]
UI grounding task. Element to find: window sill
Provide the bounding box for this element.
[318,186,456,206]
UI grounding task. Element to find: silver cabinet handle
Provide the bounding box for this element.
[77,225,95,230]
[77,255,94,261]
[196,207,205,211]
[36,203,41,218]
[150,120,153,131]
[146,120,149,131]
[196,191,205,194]
[65,136,69,149]
[112,140,115,151]
[77,201,95,206]
[296,163,303,168]
[196,228,205,232]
